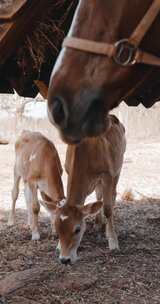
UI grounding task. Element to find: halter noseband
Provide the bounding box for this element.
[63,0,160,67]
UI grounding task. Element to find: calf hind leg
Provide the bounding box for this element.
[103,175,119,251]
[24,183,33,226]
[25,183,40,240]
[8,168,21,226]
[95,184,106,231]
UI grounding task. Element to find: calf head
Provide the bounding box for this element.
[54,201,103,264]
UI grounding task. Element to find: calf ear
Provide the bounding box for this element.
[80,201,103,218]
[40,200,57,213]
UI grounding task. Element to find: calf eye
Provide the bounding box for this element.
[75,226,81,234]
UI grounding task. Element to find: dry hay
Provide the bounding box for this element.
[16,0,76,75]
[1,198,160,303]
[121,189,160,205]
[121,189,135,202]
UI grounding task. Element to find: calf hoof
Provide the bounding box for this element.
[56,241,61,253]
[32,231,40,241]
[108,237,120,251]
[27,219,32,227]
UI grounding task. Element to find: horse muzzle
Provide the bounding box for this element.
[48,89,107,144]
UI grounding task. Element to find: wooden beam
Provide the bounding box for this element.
[0,22,13,43]
[34,80,48,99]
[0,0,27,21]
[0,267,51,296]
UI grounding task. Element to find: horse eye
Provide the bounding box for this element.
[75,226,81,234]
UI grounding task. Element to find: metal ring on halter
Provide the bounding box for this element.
[113,39,137,66]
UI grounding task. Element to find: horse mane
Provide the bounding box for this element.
[125,68,160,108]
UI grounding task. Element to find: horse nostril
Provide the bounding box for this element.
[60,257,71,265]
[51,96,68,127]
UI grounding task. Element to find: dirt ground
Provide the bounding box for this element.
[0,141,160,303]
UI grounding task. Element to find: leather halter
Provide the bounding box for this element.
[63,0,160,67]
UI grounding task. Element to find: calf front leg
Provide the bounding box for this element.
[95,184,106,231]
[26,183,40,240]
[103,175,119,251]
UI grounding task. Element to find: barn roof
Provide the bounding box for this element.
[0,1,160,108]
[0,0,78,98]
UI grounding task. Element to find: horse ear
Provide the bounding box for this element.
[80,201,103,218]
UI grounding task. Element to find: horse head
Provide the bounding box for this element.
[48,0,160,144]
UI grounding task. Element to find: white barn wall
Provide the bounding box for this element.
[0,94,160,143]
[112,101,160,141]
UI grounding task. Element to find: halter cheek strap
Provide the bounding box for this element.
[63,0,160,67]
[129,0,160,46]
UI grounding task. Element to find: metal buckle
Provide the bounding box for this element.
[113,39,137,66]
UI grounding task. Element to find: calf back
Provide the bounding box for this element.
[65,115,126,203]
[15,130,64,202]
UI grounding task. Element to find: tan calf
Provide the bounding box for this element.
[54,115,126,264]
[8,130,64,240]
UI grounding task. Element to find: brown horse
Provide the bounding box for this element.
[48,0,160,144]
